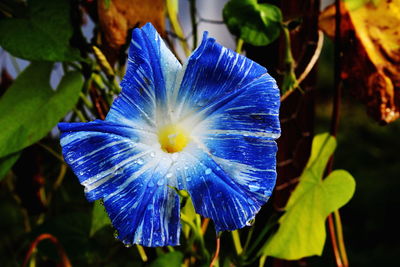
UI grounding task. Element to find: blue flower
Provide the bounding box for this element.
[59,23,280,247]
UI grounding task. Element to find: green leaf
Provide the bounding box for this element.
[180,190,197,238]
[0,62,83,158]
[149,251,184,267]
[0,0,81,61]
[261,133,356,260]
[0,153,20,181]
[90,200,111,236]
[223,0,283,46]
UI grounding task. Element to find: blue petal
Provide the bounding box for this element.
[177,142,275,232]
[171,32,280,231]
[59,120,181,246]
[176,32,280,139]
[106,23,182,127]
[199,134,277,201]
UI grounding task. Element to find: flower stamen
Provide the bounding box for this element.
[158,125,189,153]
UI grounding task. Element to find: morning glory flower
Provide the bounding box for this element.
[59,23,280,247]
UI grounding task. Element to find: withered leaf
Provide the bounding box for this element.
[97,0,165,63]
[319,0,400,124]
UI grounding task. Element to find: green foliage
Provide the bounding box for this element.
[149,251,184,267]
[0,62,83,159]
[0,0,81,61]
[90,200,111,236]
[180,190,197,238]
[223,0,282,46]
[261,133,356,260]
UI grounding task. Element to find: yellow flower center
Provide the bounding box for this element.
[158,124,189,153]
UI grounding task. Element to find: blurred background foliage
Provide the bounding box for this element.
[0,0,399,266]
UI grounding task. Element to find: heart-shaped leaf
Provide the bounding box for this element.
[0,0,81,61]
[261,133,356,260]
[223,0,282,46]
[0,62,83,158]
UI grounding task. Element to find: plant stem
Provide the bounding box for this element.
[136,245,148,262]
[209,237,220,267]
[280,26,298,98]
[201,218,210,234]
[326,1,349,266]
[231,230,243,255]
[328,215,343,267]
[73,108,87,122]
[181,213,197,232]
[79,92,94,110]
[243,226,254,253]
[331,0,342,138]
[259,255,267,267]
[189,0,198,50]
[196,215,210,260]
[166,0,191,57]
[181,213,209,260]
[283,27,294,66]
[23,234,71,267]
[334,210,349,265]
[294,30,324,88]
[37,142,64,163]
[236,39,244,54]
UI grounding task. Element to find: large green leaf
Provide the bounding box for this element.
[0,0,81,61]
[149,251,184,267]
[90,200,111,236]
[0,62,83,158]
[223,0,282,46]
[261,133,356,260]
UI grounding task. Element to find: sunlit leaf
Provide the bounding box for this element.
[90,200,111,236]
[261,133,356,260]
[0,62,83,158]
[223,0,282,46]
[149,251,184,267]
[0,0,81,62]
[319,0,400,123]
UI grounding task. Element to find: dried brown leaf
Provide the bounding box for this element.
[97,0,165,63]
[319,0,400,123]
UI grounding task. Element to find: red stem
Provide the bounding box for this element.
[326,1,346,267]
[23,233,71,267]
[209,237,220,267]
[201,218,210,234]
[328,215,343,267]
